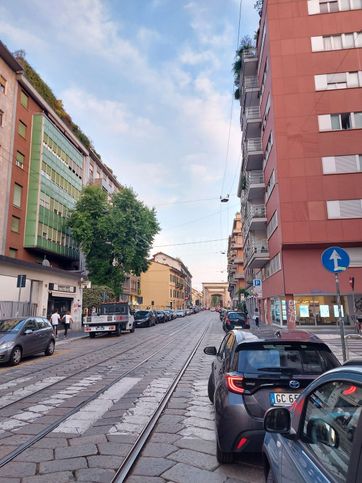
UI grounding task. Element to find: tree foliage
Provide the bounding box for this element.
[83,285,115,310]
[254,0,264,16]
[232,35,255,99]
[68,186,159,297]
[16,55,93,150]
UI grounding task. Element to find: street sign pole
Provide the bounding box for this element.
[335,273,347,362]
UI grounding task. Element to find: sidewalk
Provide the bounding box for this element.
[54,329,87,346]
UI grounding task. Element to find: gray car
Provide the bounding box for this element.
[0,317,56,365]
[204,329,340,464]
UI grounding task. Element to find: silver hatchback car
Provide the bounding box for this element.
[0,317,56,365]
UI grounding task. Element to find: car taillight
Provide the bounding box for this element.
[225,374,244,394]
[236,437,248,449]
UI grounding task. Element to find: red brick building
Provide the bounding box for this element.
[238,0,362,327]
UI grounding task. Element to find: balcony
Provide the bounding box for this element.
[243,204,267,239]
[234,272,245,280]
[244,239,269,269]
[241,106,261,136]
[234,256,244,264]
[242,137,263,171]
[245,170,265,201]
[232,237,243,249]
[241,49,258,77]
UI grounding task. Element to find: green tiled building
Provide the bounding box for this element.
[24,114,84,261]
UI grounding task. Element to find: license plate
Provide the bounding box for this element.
[270,392,299,406]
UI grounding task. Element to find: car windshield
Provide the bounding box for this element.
[0,318,26,332]
[228,313,246,320]
[237,343,338,374]
[135,311,149,319]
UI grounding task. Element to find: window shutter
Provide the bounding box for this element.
[334,155,359,173]
[340,200,362,218]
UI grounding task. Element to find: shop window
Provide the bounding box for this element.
[9,248,17,258]
[20,91,28,109]
[0,75,6,94]
[13,184,22,208]
[11,216,20,233]
[18,120,27,138]
[16,151,24,169]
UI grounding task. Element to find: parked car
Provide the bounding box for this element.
[0,317,56,366]
[263,364,362,483]
[203,329,340,464]
[134,310,156,327]
[223,311,249,332]
[155,311,167,323]
[175,310,185,317]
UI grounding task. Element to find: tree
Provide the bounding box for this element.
[236,287,250,313]
[232,35,255,99]
[83,285,115,310]
[68,185,160,297]
[254,0,264,16]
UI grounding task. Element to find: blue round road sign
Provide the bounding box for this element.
[321,246,350,273]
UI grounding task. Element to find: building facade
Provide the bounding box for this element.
[238,0,362,327]
[227,212,246,308]
[0,42,22,256]
[140,253,192,310]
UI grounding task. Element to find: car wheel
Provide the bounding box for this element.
[216,440,234,464]
[115,325,121,337]
[208,373,215,403]
[10,346,22,366]
[89,333,96,339]
[266,469,275,483]
[130,324,135,333]
[45,340,55,356]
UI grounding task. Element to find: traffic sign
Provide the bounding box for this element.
[253,279,262,287]
[321,246,350,273]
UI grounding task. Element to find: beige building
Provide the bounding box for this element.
[227,213,245,308]
[140,253,192,310]
[191,288,203,306]
[0,42,22,255]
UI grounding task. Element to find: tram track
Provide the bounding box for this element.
[0,318,197,412]
[0,317,209,469]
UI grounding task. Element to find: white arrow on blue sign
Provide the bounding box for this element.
[321,246,350,273]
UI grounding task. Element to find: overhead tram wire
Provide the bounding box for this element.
[153,237,228,248]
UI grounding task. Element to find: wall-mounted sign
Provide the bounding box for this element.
[299,305,309,318]
[320,305,330,318]
[49,283,76,293]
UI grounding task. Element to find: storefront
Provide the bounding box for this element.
[270,294,359,327]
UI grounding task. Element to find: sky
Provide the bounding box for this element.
[0,0,259,290]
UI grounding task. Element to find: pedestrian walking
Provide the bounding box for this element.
[253,308,260,328]
[50,309,60,337]
[62,311,73,338]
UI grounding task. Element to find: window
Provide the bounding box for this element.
[309,0,362,13]
[20,91,28,109]
[16,151,24,169]
[9,248,17,258]
[315,71,362,91]
[265,169,276,199]
[327,199,362,218]
[18,120,26,138]
[0,110,3,127]
[319,0,338,12]
[13,184,22,208]
[264,253,281,278]
[0,75,6,94]
[264,132,273,164]
[312,32,362,52]
[319,112,362,131]
[267,210,278,238]
[331,113,351,130]
[11,216,20,233]
[322,154,362,174]
[302,381,362,482]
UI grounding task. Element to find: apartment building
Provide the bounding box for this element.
[227,213,246,308]
[140,253,192,310]
[238,0,362,327]
[0,42,22,255]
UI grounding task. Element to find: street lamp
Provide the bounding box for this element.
[220,195,229,203]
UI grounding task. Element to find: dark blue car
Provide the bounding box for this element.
[263,365,362,483]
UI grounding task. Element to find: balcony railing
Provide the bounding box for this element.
[243,76,258,89]
[242,204,267,238]
[246,170,264,187]
[246,138,262,153]
[245,106,260,121]
[245,240,268,262]
[242,48,257,60]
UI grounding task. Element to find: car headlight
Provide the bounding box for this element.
[0,342,14,350]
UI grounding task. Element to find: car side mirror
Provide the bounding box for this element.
[306,418,338,448]
[24,329,33,335]
[203,346,217,356]
[264,407,291,434]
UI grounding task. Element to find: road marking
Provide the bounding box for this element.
[0,376,34,391]
[0,375,102,434]
[109,377,172,435]
[54,377,141,435]
[0,376,64,408]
